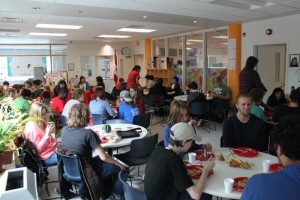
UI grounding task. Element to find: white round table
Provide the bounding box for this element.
[174,95,187,102]
[91,124,148,154]
[191,148,278,199]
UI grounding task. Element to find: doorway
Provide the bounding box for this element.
[254,44,286,102]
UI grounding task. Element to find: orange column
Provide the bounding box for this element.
[144,39,151,69]
[228,23,242,104]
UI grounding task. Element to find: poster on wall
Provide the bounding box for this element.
[45,71,68,86]
[98,56,113,78]
[289,54,299,67]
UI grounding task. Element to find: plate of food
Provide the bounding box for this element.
[269,163,283,173]
[185,165,213,179]
[230,147,258,157]
[226,155,253,169]
[233,177,249,192]
[195,150,215,161]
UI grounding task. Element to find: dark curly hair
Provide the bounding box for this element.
[271,114,300,160]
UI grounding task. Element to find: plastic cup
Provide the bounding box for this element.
[262,160,271,173]
[224,178,234,193]
[188,153,196,164]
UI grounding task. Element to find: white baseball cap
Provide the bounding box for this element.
[170,122,202,142]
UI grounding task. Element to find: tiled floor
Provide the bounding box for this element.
[40,116,224,200]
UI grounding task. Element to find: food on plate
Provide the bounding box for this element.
[217,153,225,161]
[115,127,122,130]
[185,165,214,179]
[226,155,253,169]
[234,178,249,191]
[195,150,215,161]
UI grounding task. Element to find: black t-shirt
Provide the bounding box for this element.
[144,147,193,200]
[61,127,101,158]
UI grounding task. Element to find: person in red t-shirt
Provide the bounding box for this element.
[49,88,68,115]
[126,65,141,90]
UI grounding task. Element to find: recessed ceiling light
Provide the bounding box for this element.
[117,28,156,33]
[29,32,67,36]
[142,15,148,19]
[193,20,197,24]
[188,39,203,43]
[213,36,228,39]
[98,35,131,38]
[36,24,82,29]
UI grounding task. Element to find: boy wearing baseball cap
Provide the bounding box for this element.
[144,122,215,200]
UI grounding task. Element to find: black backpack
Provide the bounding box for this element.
[20,139,49,189]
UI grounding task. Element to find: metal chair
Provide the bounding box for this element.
[133,113,151,135]
[190,101,216,133]
[91,114,103,125]
[147,94,169,126]
[118,171,147,200]
[114,134,158,176]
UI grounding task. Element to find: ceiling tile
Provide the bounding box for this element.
[255,4,299,14]
[192,2,248,14]
[280,0,300,9]
[121,2,180,13]
[56,0,133,9]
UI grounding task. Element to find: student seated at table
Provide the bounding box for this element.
[12,88,31,112]
[24,102,57,166]
[249,88,265,121]
[163,100,212,154]
[145,122,215,200]
[222,93,267,151]
[241,114,300,200]
[89,87,116,124]
[167,76,181,99]
[186,81,206,106]
[62,88,85,123]
[61,104,127,200]
[267,87,287,109]
[118,90,139,124]
[130,86,145,114]
[210,76,230,121]
[148,78,168,100]
[272,89,300,123]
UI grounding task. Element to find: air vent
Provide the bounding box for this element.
[0,29,20,32]
[0,17,24,23]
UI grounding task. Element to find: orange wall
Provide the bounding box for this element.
[228,23,242,104]
[144,39,151,68]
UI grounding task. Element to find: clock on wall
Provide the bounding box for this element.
[121,47,130,55]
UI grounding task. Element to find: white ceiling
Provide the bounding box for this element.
[0,0,300,44]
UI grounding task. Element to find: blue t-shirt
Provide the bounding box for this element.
[89,99,115,123]
[118,101,139,124]
[241,165,300,200]
[250,103,265,121]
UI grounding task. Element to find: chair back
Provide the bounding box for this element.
[133,113,151,129]
[156,140,164,147]
[106,119,129,124]
[60,115,67,127]
[149,95,164,106]
[57,152,82,182]
[129,134,158,158]
[20,139,48,188]
[118,171,147,200]
[190,101,209,116]
[92,114,103,125]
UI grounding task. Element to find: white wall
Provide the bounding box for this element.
[242,14,300,92]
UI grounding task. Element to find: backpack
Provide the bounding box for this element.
[20,139,49,189]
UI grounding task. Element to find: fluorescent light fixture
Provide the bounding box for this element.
[186,48,192,50]
[213,35,228,39]
[188,39,203,43]
[98,35,131,38]
[36,23,82,29]
[29,32,67,36]
[221,43,228,45]
[117,28,156,33]
[0,33,17,37]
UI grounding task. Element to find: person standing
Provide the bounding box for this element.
[239,56,267,94]
[126,65,141,90]
[222,93,267,151]
[78,76,90,90]
[241,114,300,200]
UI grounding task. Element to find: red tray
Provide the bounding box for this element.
[233,177,249,192]
[269,163,283,173]
[185,165,213,179]
[194,150,215,161]
[231,147,258,157]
